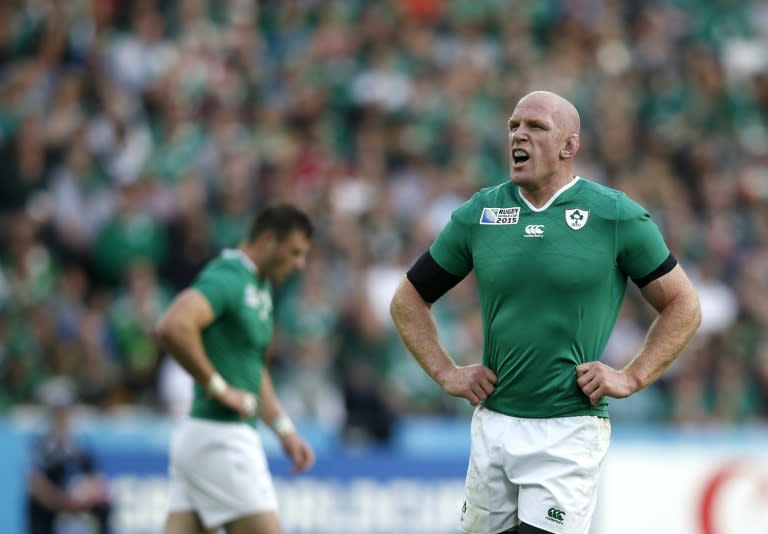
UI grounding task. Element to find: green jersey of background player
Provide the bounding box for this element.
[390,91,702,534]
[156,203,316,534]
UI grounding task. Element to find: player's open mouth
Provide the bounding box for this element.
[512,149,530,166]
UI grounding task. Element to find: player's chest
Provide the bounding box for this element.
[233,283,274,344]
[472,209,614,288]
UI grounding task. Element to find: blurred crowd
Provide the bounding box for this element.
[1,0,767,443]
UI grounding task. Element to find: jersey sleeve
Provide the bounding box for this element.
[191,263,240,317]
[616,194,671,281]
[428,201,475,278]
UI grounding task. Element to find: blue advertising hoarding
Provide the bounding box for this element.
[7,413,768,534]
[3,414,471,534]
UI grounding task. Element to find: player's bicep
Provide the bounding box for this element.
[407,250,466,303]
[429,208,474,282]
[639,264,697,314]
[616,196,671,283]
[161,289,215,330]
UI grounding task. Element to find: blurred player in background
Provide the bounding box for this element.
[390,91,702,534]
[155,203,316,534]
[26,380,111,534]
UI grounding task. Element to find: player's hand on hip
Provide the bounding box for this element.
[281,433,316,474]
[575,361,635,406]
[440,364,497,406]
[217,386,259,418]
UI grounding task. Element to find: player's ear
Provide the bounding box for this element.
[268,231,280,249]
[257,230,278,253]
[560,134,580,160]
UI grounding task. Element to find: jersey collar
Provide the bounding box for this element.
[222,248,257,274]
[518,176,581,212]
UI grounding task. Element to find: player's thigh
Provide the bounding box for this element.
[225,510,282,534]
[164,510,217,534]
[171,418,278,529]
[517,417,610,534]
[460,406,520,534]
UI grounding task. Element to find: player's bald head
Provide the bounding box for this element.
[516,91,580,137]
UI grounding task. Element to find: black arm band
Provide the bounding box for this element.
[632,253,677,288]
[406,251,465,303]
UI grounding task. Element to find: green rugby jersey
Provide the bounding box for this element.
[188,249,273,423]
[430,177,671,418]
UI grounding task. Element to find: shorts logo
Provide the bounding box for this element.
[524,224,544,237]
[565,208,589,230]
[546,507,566,524]
[480,207,520,225]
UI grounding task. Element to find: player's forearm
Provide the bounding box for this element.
[155,317,215,385]
[623,291,701,391]
[259,368,297,437]
[258,368,282,423]
[29,472,85,512]
[390,279,457,386]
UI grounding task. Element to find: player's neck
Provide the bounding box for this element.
[235,245,261,275]
[517,174,577,209]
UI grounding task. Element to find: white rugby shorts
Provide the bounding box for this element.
[167,417,278,529]
[459,405,611,534]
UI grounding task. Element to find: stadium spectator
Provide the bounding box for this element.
[26,379,111,534]
[0,0,765,439]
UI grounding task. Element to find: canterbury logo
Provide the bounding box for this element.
[524,224,544,237]
[546,507,565,524]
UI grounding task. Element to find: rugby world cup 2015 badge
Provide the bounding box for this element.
[565,208,589,230]
[480,207,520,225]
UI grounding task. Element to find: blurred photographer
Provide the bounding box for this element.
[26,380,111,534]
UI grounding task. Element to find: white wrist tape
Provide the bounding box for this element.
[271,414,295,437]
[206,372,228,398]
[243,393,258,418]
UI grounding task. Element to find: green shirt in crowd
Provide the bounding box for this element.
[430,177,671,419]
